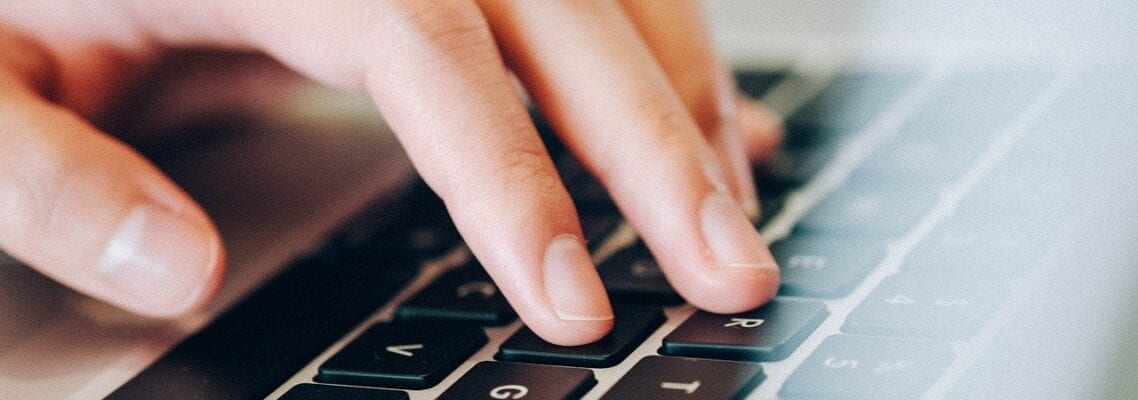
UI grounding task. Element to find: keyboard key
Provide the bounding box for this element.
[795,184,938,236]
[902,218,1052,281]
[600,356,764,400]
[597,244,683,305]
[771,234,886,298]
[780,335,954,400]
[328,182,461,259]
[579,208,622,251]
[438,362,596,400]
[661,299,828,361]
[754,145,836,189]
[735,69,788,98]
[279,384,408,400]
[788,71,917,132]
[317,321,487,389]
[842,275,1006,340]
[396,266,516,326]
[497,306,665,368]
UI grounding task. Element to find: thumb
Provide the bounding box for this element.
[0,71,224,318]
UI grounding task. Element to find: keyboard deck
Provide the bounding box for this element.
[106,60,1096,400]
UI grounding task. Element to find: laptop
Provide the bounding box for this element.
[3,1,1137,398]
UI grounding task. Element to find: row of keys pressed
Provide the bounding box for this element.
[311,298,826,390]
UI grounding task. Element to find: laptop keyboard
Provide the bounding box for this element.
[106,61,1079,399]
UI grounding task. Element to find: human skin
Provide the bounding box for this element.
[0,0,782,346]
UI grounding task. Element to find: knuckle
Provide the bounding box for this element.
[385,1,497,72]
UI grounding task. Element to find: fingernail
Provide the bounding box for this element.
[543,234,613,322]
[98,205,218,315]
[700,191,778,270]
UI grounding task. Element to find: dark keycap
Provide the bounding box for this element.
[735,69,788,98]
[497,306,665,368]
[756,187,788,228]
[754,145,837,190]
[795,184,938,236]
[279,384,408,400]
[771,234,886,298]
[579,208,623,251]
[328,182,460,260]
[600,356,764,400]
[780,335,954,400]
[397,266,515,326]
[106,251,419,400]
[788,72,917,132]
[597,244,683,305]
[842,275,1006,340]
[438,362,596,400]
[661,299,828,361]
[317,321,487,389]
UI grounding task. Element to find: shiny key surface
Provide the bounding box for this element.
[396,266,515,326]
[795,184,938,236]
[842,275,1006,340]
[597,244,682,305]
[316,322,487,389]
[437,362,596,400]
[771,234,886,298]
[497,306,665,368]
[661,299,828,361]
[600,356,764,400]
[780,335,954,400]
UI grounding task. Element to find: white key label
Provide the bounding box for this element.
[490,384,529,399]
[724,318,764,328]
[660,380,701,394]
[385,343,423,357]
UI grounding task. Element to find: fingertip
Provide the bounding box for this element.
[529,317,615,347]
[684,266,780,315]
[96,204,225,318]
[737,95,784,163]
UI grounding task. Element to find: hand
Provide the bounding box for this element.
[0,0,782,346]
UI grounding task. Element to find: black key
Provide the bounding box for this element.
[788,72,917,132]
[842,275,1006,340]
[661,299,828,361]
[601,356,764,400]
[327,182,460,259]
[795,184,938,236]
[753,145,836,190]
[497,306,665,368]
[735,69,788,98]
[106,251,419,400]
[317,321,487,389]
[771,234,885,298]
[579,208,622,251]
[438,362,596,400]
[597,244,683,305]
[397,266,515,326]
[279,384,408,400]
[780,335,954,400]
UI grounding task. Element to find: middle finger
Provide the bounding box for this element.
[478,0,779,313]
